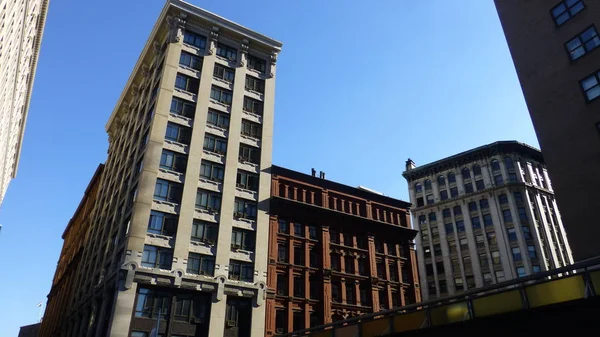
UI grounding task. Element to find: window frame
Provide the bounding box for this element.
[148,210,178,236]
[236,170,259,191]
[241,119,262,139]
[175,73,199,93]
[200,160,225,182]
[243,96,263,115]
[203,134,228,154]
[234,198,258,219]
[191,220,218,244]
[247,54,266,73]
[183,31,207,50]
[580,69,600,102]
[160,149,187,173]
[186,253,215,275]
[228,261,254,282]
[245,75,265,93]
[207,109,230,129]
[550,0,585,27]
[195,189,222,211]
[170,97,196,118]
[239,144,261,164]
[141,245,173,269]
[216,43,238,62]
[179,51,203,71]
[213,64,235,83]
[231,228,255,251]
[210,86,233,105]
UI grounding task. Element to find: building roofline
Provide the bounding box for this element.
[271,165,411,209]
[402,141,544,182]
[61,164,104,239]
[12,0,50,179]
[105,0,281,134]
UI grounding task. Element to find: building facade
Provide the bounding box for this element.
[403,141,573,301]
[0,0,48,205]
[19,323,41,337]
[266,166,421,335]
[39,165,104,337]
[494,0,600,260]
[45,1,281,336]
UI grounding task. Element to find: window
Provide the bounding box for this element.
[441,209,450,218]
[516,267,526,278]
[518,207,528,221]
[294,223,304,237]
[236,170,258,191]
[450,187,458,198]
[200,160,225,182]
[522,226,532,240]
[175,73,199,92]
[293,276,304,297]
[463,256,472,271]
[207,110,230,129]
[345,256,355,274]
[228,261,253,282]
[247,54,266,73]
[345,234,355,247]
[499,194,508,204]
[203,135,227,154]
[473,164,482,176]
[512,247,522,262]
[514,192,523,203]
[476,235,485,249]
[330,230,340,244]
[148,210,177,235]
[495,270,505,282]
[183,31,206,49]
[375,239,384,253]
[532,265,542,273]
[581,70,600,101]
[135,288,170,318]
[213,64,235,82]
[245,75,265,93]
[464,182,473,193]
[160,149,187,173]
[417,197,424,207]
[491,251,501,265]
[453,206,462,216]
[379,289,388,309]
[278,243,288,262]
[528,245,537,259]
[509,173,518,183]
[309,225,318,240]
[428,212,437,222]
[475,179,484,191]
[431,227,439,239]
[217,43,237,61]
[469,202,477,212]
[165,122,191,144]
[234,198,257,219]
[482,214,492,227]
[142,245,172,269]
[195,189,222,211]
[179,51,202,71]
[332,283,341,302]
[503,209,513,223]
[491,159,500,172]
[415,182,423,193]
[551,0,585,26]
[479,253,489,268]
[278,220,289,234]
[173,295,209,323]
[471,216,481,229]
[456,220,465,232]
[440,190,448,200]
[210,86,233,105]
[460,238,469,252]
[187,253,215,275]
[239,144,260,164]
[310,249,319,268]
[480,198,489,209]
[154,179,182,203]
[241,120,262,138]
[507,228,518,242]
[170,97,196,118]
[434,244,442,255]
[448,172,456,183]
[331,254,340,271]
[494,174,504,186]
[231,229,255,251]
[426,194,434,205]
[454,277,464,290]
[438,175,446,186]
[191,220,218,243]
[445,223,454,234]
[487,232,497,246]
[377,261,385,278]
[462,168,471,180]
[243,96,263,115]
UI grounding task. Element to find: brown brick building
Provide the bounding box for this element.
[265,166,421,335]
[39,165,104,337]
[494,0,600,260]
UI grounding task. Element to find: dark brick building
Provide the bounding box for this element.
[494,0,600,260]
[265,166,421,335]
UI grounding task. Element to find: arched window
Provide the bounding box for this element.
[448,172,456,183]
[473,164,482,176]
[505,157,514,170]
[429,212,437,221]
[462,168,471,180]
[424,179,432,191]
[491,159,500,172]
[415,182,422,193]
[438,175,446,186]
[453,206,462,216]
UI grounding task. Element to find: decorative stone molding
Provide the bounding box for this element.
[256,281,266,306]
[141,64,150,78]
[167,13,187,43]
[209,26,219,55]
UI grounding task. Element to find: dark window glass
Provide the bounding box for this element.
[503,209,513,223]
[468,202,477,212]
[217,43,238,61]
[200,160,225,182]
[519,207,528,221]
[203,135,227,154]
[462,168,471,180]
[154,179,182,203]
[278,220,289,234]
[465,182,473,193]
[456,220,465,232]
[234,198,258,219]
[309,225,318,240]
[471,217,481,229]
[231,229,255,251]
[426,194,434,205]
[424,179,432,190]
[179,51,203,71]
[228,261,254,282]
[241,120,262,138]
[494,174,504,186]
[442,208,451,218]
[450,187,458,198]
[239,144,261,164]
[148,210,178,236]
[170,97,196,118]
[507,228,518,242]
[522,226,532,240]
[480,199,489,209]
[440,190,448,200]
[141,245,173,269]
[207,110,230,129]
[236,170,259,191]
[278,243,288,262]
[512,248,522,262]
[491,159,500,172]
[473,165,482,176]
[183,31,207,49]
[438,175,446,186]
[175,73,199,92]
[245,75,265,93]
[499,194,508,204]
[428,212,437,221]
[135,288,170,318]
[445,223,454,234]
[528,245,537,259]
[483,214,493,227]
[213,64,235,83]
[160,149,187,173]
[514,192,523,203]
[243,96,263,115]
[551,0,585,26]
[195,189,222,211]
[294,223,304,237]
[581,70,600,102]
[165,122,191,144]
[448,173,456,183]
[476,179,485,191]
[186,253,215,275]
[415,183,423,193]
[247,54,266,73]
[191,220,218,244]
[453,206,462,216]
[210,86,233,105]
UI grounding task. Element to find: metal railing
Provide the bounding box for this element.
[281,256,600,337]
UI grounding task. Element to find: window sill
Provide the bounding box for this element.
[213,76,234,87]
[196,207,219,215]
[210,98,231,108]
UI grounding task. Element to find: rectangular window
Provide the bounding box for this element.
[175,73,199,93]
[465,182,473,193]
[449,241,457,254]
[522,226,532,240]
[179,51,203,71]
[487,232,497,246]
[310,249,319,268]
[195,189,222,211]
[148,210,178,236]
[173,295,210,323]
[479,253,489,268]
[278,220,289,234]
[552,0,585,26]
[512,247,522,262]
[234,198,258,219]
[581,70,600,102]
[241,120,262,139]
[236,170,259,191]
[239,144,261,164]
[450,187,458,198]
[245,75,265,93]
[509,173,518,183]
[293,276,305,298]
[514,192,523,203]
[217,43,238,61]
[499,194,508,204]
[491,251,501,265]
[183,31,207,49]
[476,179,484,191]
[494,174,504,186]
[231,229,255,251]
[469,202,477,212]
[160,149,187,173]
[455,277,464,290]
[247,54,266,73]
[507,228,518,241]
[309,225,318,240]
[243,96,263,115]
[528,245,537,259]
[426,194,434,205]
[142,245,173,269]
[532,265,541,273]
[331,254,340,271]
[495,270,505,282]
[277,274,288,296]
[191,220,218,243]
[200,160,225,182]
[456,220,465,232]
[483,273,493,285]
[135,288,170,318]
[518,207,528,221]
[503,209,513,223]
[228,261,253,282]
[476,234,485,249]
[483,214,493,227]
[210,86,233,105]
[154,179,182,203]
[186,253,215,275]
[213,64,235,83]
[345,284,356,304]
[170,97,196,118]
[165,122,191,144]
[460,238,469,252]
[516,266,526,278]
[440,190,448,200]
[471,217,481,229]
[207,110,230,129]
[445,223,454,234]
[480,199,489,209]
[278,243,288,262]
[203,134,228,154]
[294,223,304,237]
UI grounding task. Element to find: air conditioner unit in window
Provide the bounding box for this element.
[234,212,244,218]
[226,320,236,327]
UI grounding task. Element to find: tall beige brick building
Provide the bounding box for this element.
[43,1,281,336]
[0,0,48,205]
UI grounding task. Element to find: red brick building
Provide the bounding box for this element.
[265,166,421,335]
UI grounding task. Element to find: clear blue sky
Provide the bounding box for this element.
[0,0,537,335]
